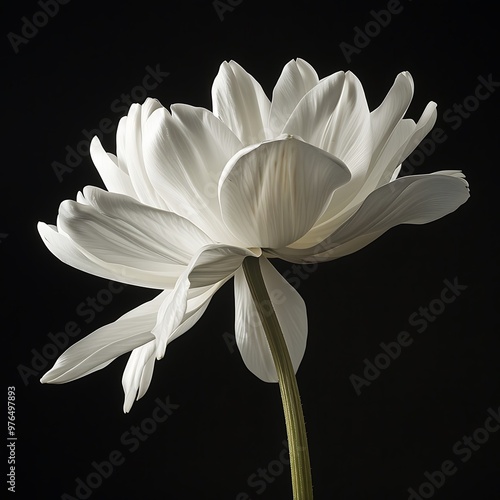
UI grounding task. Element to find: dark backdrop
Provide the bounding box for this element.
[2,1,499,499]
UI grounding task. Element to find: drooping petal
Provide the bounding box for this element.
[153,245,261,358]
[212,60,271,145]
[41,292,167,384]
[121,274,226,412]
[166,282,218,344]
[218,136,351,248]
[268,58,319,136]
[272,173,470,263]
[234,257,308,382]
[143,104,243,243]
[122,340,156,413]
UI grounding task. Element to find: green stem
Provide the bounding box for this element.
[242,256,313,500]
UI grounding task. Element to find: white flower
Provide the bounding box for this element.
[39,59,469,412]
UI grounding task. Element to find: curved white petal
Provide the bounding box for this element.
[368,101,438,191]
[212,60,271,145]
[369,101,438,190]
[287,102,438,250]
[90,137,137,198]
[390,165,402,182]
[316,71,372,176]
[122,275,225,413]
[153,245,261,358]
[38,221,185,289]
[122,340,156,413]
[301,71,372,229]
[282,71,345,148]
[57,187,214,274]
[218,136,351,248]
[272,173,470,263]
[370,71,414,164]
[399,101,438,162]
[234,257,308,382]
[371,119,417,186]
[167,284,217,344]
[143,104,243,243]
[116,115,128,173]
[120,99,166,208]
[41,292,167,384]
[38,221,128,281]
[268,58,319,136]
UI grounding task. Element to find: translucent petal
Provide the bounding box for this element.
[212,60,271,145]
[218,136,350,248]
[41,292,167,384]
[234,258,307,382]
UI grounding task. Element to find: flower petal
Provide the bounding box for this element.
[54,188,214,287]
[301,71,373,227]
[369,101,437,190]
[38,221,128,282]
[287,102,438,249]
[282,71,345,148]
[143,104,243,243]
[120,98,166,208]
[234,257,308,382]
[370,72,414,163]
[371,119,418,185]
[399,101,438,162]
[272,173,470,263]
[122,340,156,413]
[90,137,137,198]
[212,61,271,145]
[38,221,184,289]
[122,276,223,412]
[316,71,372,176]
[218,136,351,248]
[268,58,319,136]
[153,245,260,358]
[41,292,167,384]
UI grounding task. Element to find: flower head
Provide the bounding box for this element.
[39,59,469,411]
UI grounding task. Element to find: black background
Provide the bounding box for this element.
[2,1,499,499]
